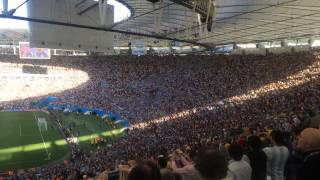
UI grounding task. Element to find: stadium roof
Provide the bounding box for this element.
[112,0,199,35]
[1,0,320,47]
[112,0,320,46]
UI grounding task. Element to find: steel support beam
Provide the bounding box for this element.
[2,0,8,13]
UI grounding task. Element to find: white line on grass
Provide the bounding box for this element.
[33,112,50,160]
[19,124,22,136]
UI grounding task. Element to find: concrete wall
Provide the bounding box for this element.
[28,0,114,52]
[267,47,292,54]
[231,46,313,55]
[231,48,266,55]
[293,46,310,52]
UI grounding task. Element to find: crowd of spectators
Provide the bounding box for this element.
[0,51,320,179]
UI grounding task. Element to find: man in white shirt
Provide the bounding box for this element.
[263,130,289,180]
[228,143,252,180]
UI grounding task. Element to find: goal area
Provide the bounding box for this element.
[37,117,48,131]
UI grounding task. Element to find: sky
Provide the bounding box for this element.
[0,0,130,29]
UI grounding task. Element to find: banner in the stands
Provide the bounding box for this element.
[131,39,145,56]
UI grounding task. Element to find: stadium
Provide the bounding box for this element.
[0,0,320,179]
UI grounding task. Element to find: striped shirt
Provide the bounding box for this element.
[263,146,289,180]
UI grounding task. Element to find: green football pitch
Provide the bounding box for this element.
[0,111,123,171]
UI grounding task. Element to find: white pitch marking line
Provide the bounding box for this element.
[33,112,50,160]
[19,124,22,136]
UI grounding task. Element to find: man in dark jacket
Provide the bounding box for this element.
[244,135,267,180]
[296,128,320,180]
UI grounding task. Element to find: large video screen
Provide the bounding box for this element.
[19,42,51,59]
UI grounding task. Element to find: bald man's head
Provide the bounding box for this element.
[297,128,320,152]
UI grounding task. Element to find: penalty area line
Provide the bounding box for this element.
[19,124,22,136]
[33,112,50,160]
